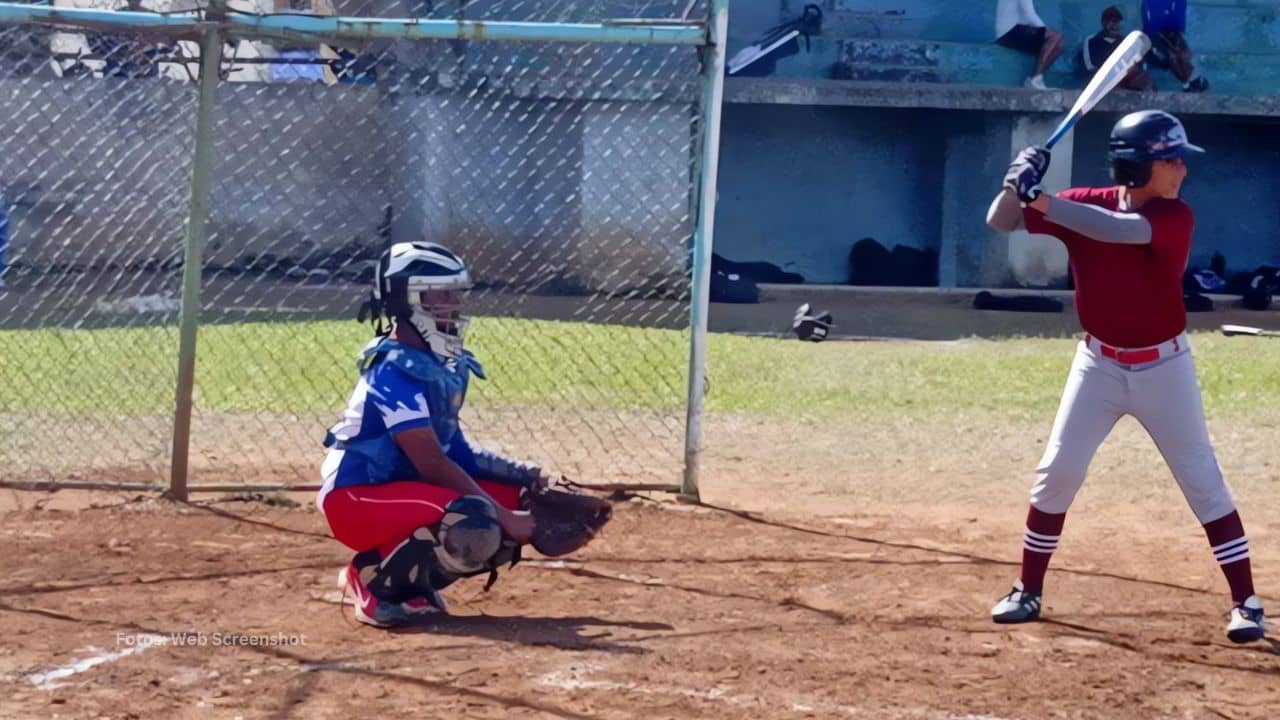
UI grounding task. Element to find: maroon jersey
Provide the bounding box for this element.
[1025,187,1193,347]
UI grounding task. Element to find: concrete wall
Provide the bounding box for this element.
[0,74,696,293]
[207,83,392,268]
[938,112,1014,287]
[714,104,945,284]
[0,78,196,275]
[715,100,1280,287]
[0,78,391,277]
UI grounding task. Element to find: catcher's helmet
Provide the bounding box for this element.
[367,241,472,358]
[1109,110,1204,188]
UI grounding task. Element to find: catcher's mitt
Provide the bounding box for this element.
[525,480,613,557]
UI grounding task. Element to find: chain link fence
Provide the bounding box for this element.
[0,0,720,493]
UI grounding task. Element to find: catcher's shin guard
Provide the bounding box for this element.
[340,548,445,628]
[435,496,521,591]
[367,530,453,611]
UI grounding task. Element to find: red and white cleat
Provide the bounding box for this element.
[338,558,449,628]
[340,563,407,628]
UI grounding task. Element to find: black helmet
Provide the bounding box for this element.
[1109,110,1205,187]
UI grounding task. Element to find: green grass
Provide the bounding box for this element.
[2,319,1278,420]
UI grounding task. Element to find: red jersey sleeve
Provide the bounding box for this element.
[1138,198,1194,252]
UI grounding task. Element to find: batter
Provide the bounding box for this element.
[985,110,1265,643]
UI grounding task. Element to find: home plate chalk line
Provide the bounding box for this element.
[24,634,168,689]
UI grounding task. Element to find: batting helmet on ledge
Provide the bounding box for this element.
[1109,110,1205,188]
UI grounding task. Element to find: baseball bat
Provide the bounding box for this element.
[1044,30,1152,149]
[1221,324,1280,338]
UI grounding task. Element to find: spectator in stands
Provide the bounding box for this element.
[1082,6,1155,91]
[1143,0,1209,92]
[995,0,1064,90]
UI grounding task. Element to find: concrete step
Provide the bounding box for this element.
[775,0,1280,54]
[745,37,1051,86]
[831,63,949,84]
[734,35,1280,95]
[840,37,945,66]
[780,0,993,43]
[724,76,1280,120]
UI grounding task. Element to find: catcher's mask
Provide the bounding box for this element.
[362,241,473,359]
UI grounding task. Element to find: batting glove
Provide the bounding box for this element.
[793,303,833,342]
[1003,146,1051,203]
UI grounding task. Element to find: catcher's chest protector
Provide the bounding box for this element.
[357,337,485,450]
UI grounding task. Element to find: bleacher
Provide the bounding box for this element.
[729,1,1280,103]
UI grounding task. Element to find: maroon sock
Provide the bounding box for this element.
[1019,506,1066,594]
[1203,511,1255,604]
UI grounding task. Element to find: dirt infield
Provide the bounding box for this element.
[2,436,1277,720]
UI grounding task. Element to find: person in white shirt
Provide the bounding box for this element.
[995,0,1064,90]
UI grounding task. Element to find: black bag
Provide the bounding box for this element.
[712,253,803,284]
[849,238,938,287]
[710,269,760,304]
[972,291,1064,313]
[848,237,892,285]
[1184,293,1215,313]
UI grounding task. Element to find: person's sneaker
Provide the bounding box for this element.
[1184,76,1209,93]
[1024,75,1049,90]
[991,581,1043,623]
[339,561,411,628]
[1226,595,1266,644]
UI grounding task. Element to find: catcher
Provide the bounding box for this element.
[317,241,612,627]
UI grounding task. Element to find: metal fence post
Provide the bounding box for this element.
[681,0,728,500]
[169,21,223,501]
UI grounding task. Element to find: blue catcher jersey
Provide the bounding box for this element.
[317,337,539,509]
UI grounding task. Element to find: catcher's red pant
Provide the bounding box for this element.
[322,480,522,555]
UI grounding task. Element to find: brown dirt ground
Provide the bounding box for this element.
[2,413,1277,720]
[3,294,1278,719]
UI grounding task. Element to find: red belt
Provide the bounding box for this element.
[1084,334,1164,364]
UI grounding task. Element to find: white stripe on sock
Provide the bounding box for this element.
[1212,536,1248,555]
[1217,548,1251,566]
[1025,529,1061,543]
[1023,540,1058,554]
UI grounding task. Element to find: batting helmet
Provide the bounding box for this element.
[1109,110,1205,188]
